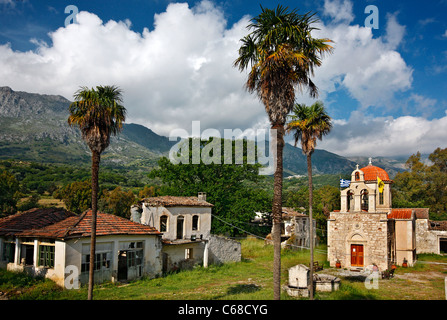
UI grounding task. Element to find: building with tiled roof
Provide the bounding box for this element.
[132,192,213,272]
[328,159,447,272]
[131,193,240,273]
[141,195,213,208]
[360,164,392,182]
[0,208,163,287]
[0,207,76,237]
[15,210,161,239]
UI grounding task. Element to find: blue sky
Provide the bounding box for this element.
[1,0,446,158]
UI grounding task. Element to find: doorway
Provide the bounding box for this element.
[177,216,184,239]
[351,244,364,267]
[440,238,447,254]
[118,251,127,281]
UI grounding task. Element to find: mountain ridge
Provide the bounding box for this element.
[0,86,404,176]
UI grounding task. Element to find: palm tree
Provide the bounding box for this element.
[286,101,332,299]
[68,85,126,300]
[234,5,332,300]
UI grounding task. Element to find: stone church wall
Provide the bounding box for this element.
[328,212,390,271]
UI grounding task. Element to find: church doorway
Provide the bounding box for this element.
[351,244,364,267]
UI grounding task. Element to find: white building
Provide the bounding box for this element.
[131,193,241,272]
[0,208,163,287]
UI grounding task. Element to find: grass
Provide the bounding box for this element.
[1,238,446,300]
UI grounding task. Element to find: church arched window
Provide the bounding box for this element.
[361,189,369,212]
[347,190,354,211]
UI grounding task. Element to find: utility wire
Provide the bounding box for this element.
[211,213,327,254]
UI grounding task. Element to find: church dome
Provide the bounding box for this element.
[360,164,391,182]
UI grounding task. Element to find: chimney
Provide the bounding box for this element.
[198,192,206,201]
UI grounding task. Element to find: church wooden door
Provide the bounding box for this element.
[351,244,364,267]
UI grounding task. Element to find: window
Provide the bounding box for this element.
[39,245,55,268]
[347,190,354,211]
[379,192,384,205]
[192,215,199,231]
[2,242,15,263]
[160,215,168,232]
[177,216,184,239]
[81,252,111,273]
[355,172,360,181]
[127,251,136,267]
[185,248,193,259]
[361,189,369,212]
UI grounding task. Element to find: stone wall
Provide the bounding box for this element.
[328,212,390,271]
[208,234,241,265]
[416,219,447,254]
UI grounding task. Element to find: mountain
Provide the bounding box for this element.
[346,156,407,178]
[0,86,174,167]
[282,143,356,176]
[0,86,405,176]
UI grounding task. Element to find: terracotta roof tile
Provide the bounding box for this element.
[0,208,76,237]
[360,164,392,182]
[429,220,447,231]
[143,196,213,207]
[388,209,413,220]
[414,208,429,219]
[7,209,161,239]
[64,210,161,238]
[282,207,307,218]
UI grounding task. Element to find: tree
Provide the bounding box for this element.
[393,148,447,220]
[100,187,135,218]
[149,138,271,236]
[53,180,92,213]
[286,101,332,299]
[68,85,126,300]
[234,5,332,300]
[0,170,20,215]
[286,185,339,243]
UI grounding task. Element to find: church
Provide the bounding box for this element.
[327,159,447,271]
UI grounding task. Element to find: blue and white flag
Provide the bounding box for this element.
[340,179,350,188]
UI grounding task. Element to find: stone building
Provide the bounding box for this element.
[131,193,241,272]
[281,207,316,248]
[327,159,447,272]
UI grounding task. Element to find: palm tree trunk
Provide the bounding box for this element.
[88,150,100,300]
[307,153,314,300]
[272,124,284,300]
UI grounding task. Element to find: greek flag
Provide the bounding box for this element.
[340,179,350,188]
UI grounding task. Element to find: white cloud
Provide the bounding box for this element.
[317,111,447,157]
[0,1,265,137]
[323,0,354,24]
[0,0,441,158]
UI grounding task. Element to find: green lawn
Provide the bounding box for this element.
[1,237,446,300]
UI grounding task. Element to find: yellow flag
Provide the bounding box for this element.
[377,177,384,193]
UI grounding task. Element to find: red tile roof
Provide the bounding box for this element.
[388,209,413,220]
[429,220,447,231]
[143,196,213,207]
[0,208,76,237]
[5,209,161,240]
[360,164,392,182]
[64,210,162,238]
[414,208,429,219]
[282,207,308,218]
